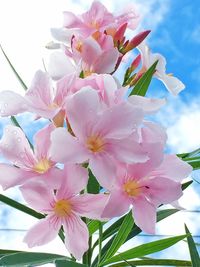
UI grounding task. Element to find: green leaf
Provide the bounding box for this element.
[55,259,88,267]
[107,258,192,266]
[0,45,27,90]
[101,234,187,265]
[87,169,100,194]
[102,211,134,262]
[88,220,101,236]
[130,60,158,96]
[185,224,200,266]
[0,252,68,266]
[91,209,179,267]
[0,194,44,219]
[182,180,193,190]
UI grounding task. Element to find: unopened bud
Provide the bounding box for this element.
[114,23,128,43]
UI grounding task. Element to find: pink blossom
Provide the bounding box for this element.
[137,41,185,95]
[102,154,192,233]
[20,164,108,260]
[62,1,139,38]
[50,87,148,188]
[0,71,76,126]
[0,124,58,189]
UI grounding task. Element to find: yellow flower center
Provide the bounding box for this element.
[54,199,72,217]
[76,41,83,53]
[90,20,100,30]
[123,180,141,197]
[86,135,105,153]
[33,158,51,174]
[83,69,93,77]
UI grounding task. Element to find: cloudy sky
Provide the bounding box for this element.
[0,0,200,264]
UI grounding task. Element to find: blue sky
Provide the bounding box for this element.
[0,0,200,263]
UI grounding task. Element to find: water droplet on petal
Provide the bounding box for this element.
[4,103,8,108]
[17,137,21,142]
[13,131,17,135]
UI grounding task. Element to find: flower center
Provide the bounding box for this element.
[76,41,83,53]
[33,158,51,174]
[90,20,100,30]
[86,135,105,153]
[123,180,141,197]
[54,199,72,217]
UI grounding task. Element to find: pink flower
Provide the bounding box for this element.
[62,1,139,38]
[50,87,148,188]
[0,124,58,189]
[102,154,192,233]
[0,71,76,126]
[20,164,108,260]
[137,41,185,95]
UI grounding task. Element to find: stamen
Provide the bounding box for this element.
[54,199,72,217]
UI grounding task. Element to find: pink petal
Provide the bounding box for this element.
[25,70,53,107]
[144,177,183,206]
[141,121,167,145]
[81,37,101,65]
[72,193,109,220]
[63,11,84,28]
[102,190,130,218]
[153,154,192,182]
[94,102,143,139]
[94,48,119,74]
[0,91,28,116]
[48,51,77,80]
[51,27,74,44]
[20,180,54,212]
[63,214,89,260]
[56,164,88,199]
[128,95,166,114]
[132,197,156,234]
[109,137,149,164]
[66,87,100,139]
[24,217,60,248]
[0,164,33,189]
[0,125,35,168]
[50,127,89,163]
[89,153,116,189]
[34,123,55,160]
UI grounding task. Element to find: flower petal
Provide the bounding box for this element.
[0,90,28,116]
[132,197,156,234]
[89,153,116,189]
[159,74,185,96]
[72,193,109,220]
[128,95,166,114]
[24,217,60,248]
[50,127,89,163]
[56,164,88,199]
[63,214,89,260]
[20,180,54,212]
[0,125,35,168]
[0,164,33,189]
[94,48,119,74]
[102,190,130,218]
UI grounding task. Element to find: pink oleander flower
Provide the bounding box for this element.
[0,71,77,126]
[62,1,139,38]
[0,124,58,189]
[137,41,185,95]
[50,87,148,188]
[102,154,192,233]
[20,164,108,260]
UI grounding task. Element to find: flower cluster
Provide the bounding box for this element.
[0,1,192,260]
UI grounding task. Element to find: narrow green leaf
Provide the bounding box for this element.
[0,252,68,266]
[182,180,193,191]
[102,212,134,262]
[185,224,200,267]
[87,169,100,194]
[0,45,27,90]
[130,60,158,96]
[101,234,187,265]
[107,258,192,266]
[91,209,179,267]
[0,194,44,219]
[55,259,88,267]
[88,220,100,236]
